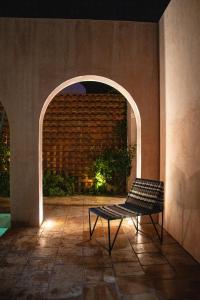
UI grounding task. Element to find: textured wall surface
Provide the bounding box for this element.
[43,93,127,191]
[0,18,159,225]
[160,0,200,262]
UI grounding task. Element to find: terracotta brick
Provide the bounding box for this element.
[42,94,127,187]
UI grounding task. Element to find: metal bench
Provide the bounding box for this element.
[88,178,164,255]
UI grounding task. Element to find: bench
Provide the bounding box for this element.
[88,178,164,255]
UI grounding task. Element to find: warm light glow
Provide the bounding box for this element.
[127,218,133,225]
[127,216,141,226]
[95,172,106,188]
[44,219,55,229]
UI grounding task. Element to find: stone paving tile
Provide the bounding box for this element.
[83,255,112,268]
[142,264,176,280]
[30,246,58,258]
[83,285,120,300]
[133,242,160,254]
[40,230,63,238]
[12,286,47,300]
[60,240,83,250]
[27,257,55,270]
[82,245,104,257]
[58,245,83,256]
[1,251,29,265]
[3,227,42,238]
[0,203,200,300]
[50,264,84,282]
[47,281,83,300]
[42,219,66,231]
[15,267,51,288]
[84,267,114,287]
[116,277,156,295]
[0,235,17,249]
[55,254,84,265]
[0,263,25,277]
[174,265,200,281]
[128,232,152,244]
[137,253,168,266]
[166,253,199,267]
[12,235,39,251]
[151,278,200,300]
[114,261,145,277]
[109,249,138,263]
[0,277,17,300]
[158,243,190,254]
[36,237,61,248]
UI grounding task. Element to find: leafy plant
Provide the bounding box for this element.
[0,136,10,172]
[0,171,10,197]
[114,120,127,144]
[43,170,75,197]
[90,145,136,195]
[0,135,10,197]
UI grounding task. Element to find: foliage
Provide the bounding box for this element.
[0,171,10,197]
[90,145,136,195]
[114,120,127,144]
[0,136,10,197]
[43,170,75,197]
[0,136,10,172]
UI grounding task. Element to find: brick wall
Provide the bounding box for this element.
[43,94,127,182]
[1,95,127,189]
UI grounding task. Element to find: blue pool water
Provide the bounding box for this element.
[0,213,11,236]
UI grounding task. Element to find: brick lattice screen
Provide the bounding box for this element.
[43,94,127,180]
[0,95,127,189]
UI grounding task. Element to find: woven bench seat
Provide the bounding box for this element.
[88,178,164,255]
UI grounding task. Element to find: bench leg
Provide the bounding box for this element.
[161,211,164,243]
[108,220,111,255]
[131,216,139,233]
[107,218,123,255]
[89,210,99,239]
[149,214,164,243]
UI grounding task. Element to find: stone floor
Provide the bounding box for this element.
[0,204,200,300]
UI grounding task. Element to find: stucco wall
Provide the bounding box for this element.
[0,18,159,226]
[160,0,200,262]
[127,103,137,190]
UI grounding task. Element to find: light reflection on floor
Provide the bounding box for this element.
[0,205,200,299]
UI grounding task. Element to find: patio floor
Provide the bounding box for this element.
[0,203,200,299]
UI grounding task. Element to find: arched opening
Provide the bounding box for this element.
[0,101,11,235]
[39,75,141,224]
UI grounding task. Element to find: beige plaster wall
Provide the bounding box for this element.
[127,103,137,191]
[0,18,159,226]
[160,0,200,262]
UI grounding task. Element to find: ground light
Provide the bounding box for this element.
[0,213,11,236]
[43,219,56,229]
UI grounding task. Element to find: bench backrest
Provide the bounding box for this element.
[126,178,164,212]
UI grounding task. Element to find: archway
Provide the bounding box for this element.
[39,75,141,223]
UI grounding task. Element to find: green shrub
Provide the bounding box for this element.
[90,145,136,195]
[0,135,10,197]
[0,171,10,197]
[0,135,10,172]
[43,170,75,197]
[49,187,66,197]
